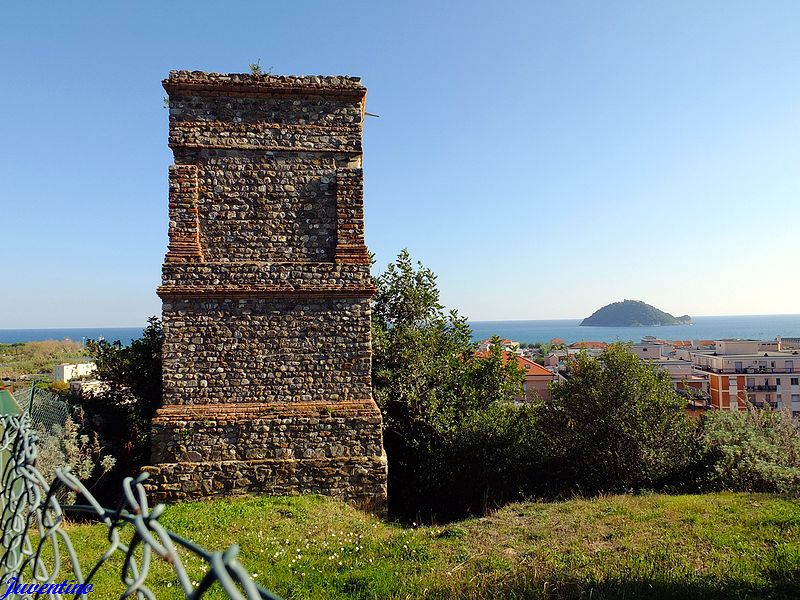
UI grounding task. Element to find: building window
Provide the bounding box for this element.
[777,378,781,385]
[792,378,799,386]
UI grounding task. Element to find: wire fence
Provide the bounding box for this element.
[0,388,282,599]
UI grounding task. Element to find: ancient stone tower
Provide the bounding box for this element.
[147,71,387,508]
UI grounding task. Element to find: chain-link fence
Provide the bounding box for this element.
[24,387,70,485]
[0,388,282,599]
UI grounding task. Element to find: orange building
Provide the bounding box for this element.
[476,350,555,402]
[692,341,800,413]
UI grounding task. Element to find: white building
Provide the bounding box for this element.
[53,362,97,382]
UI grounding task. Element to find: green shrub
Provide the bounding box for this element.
[78,317,163,502]
[540,344,695,494]
[700,408,800,494]
[440,402,546,514]
[372,251,526,521]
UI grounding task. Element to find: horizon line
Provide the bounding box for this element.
[3,313,800,330]
[470,312,800,322]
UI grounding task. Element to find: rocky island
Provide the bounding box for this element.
[580,300,692,327]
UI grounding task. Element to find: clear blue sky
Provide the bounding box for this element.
[3,1,799,327]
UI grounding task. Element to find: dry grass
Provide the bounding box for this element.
[0,339,86,384]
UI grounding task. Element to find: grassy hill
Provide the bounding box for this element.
[62,492,800,599]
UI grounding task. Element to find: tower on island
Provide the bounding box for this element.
[146,71,387,509]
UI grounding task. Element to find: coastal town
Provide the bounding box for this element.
[477,335,800,414]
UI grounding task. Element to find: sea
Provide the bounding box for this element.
[469,315,800,345]
[0,328,145,346]
[1,314,799,346]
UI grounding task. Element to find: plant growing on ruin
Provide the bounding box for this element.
[248,59,273,76]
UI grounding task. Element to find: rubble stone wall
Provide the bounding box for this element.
[146,71,386,508]
[161,297,372,405]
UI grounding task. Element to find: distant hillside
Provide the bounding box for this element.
[580,300,692,327]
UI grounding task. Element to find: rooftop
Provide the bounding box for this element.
[569,341,608,349]
[0,389,20,416]
[475,350,553,377]
[694,351,800,359]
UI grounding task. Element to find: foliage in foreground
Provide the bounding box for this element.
[78,317,163,498]
[372,250,525,519]
[541,343,695,493]
[62,492,800,600]
[371,251,800,521]
[701,408,800,493]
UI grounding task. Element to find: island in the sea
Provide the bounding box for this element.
[580,300,692,327]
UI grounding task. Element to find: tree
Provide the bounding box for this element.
[540,343,693,493]
[372,250,525,519]
[81,317,163,485]
[87,316,163,413]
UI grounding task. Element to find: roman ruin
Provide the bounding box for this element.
[146,71,387,509]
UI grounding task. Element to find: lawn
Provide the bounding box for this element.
[50,492,800,599]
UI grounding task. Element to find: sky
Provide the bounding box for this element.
[2,1,799,327]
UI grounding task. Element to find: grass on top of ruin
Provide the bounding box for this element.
[56,491,800,600]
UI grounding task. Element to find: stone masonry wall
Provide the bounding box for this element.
[161,297,372,405]
[193,154,339,263]
[149,401,385,506]
[146,71,386,508]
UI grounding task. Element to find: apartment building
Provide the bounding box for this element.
[633,341,711,412]
[691,340,800,413]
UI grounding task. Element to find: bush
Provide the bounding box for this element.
[440,402,545,515]
[539,343,695,494]
[46,380,70,396]
[78,317,163,500]
[372,255,708,519]
[700,408,800,494]
[30,390,116,503]
[372,251,526,521]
